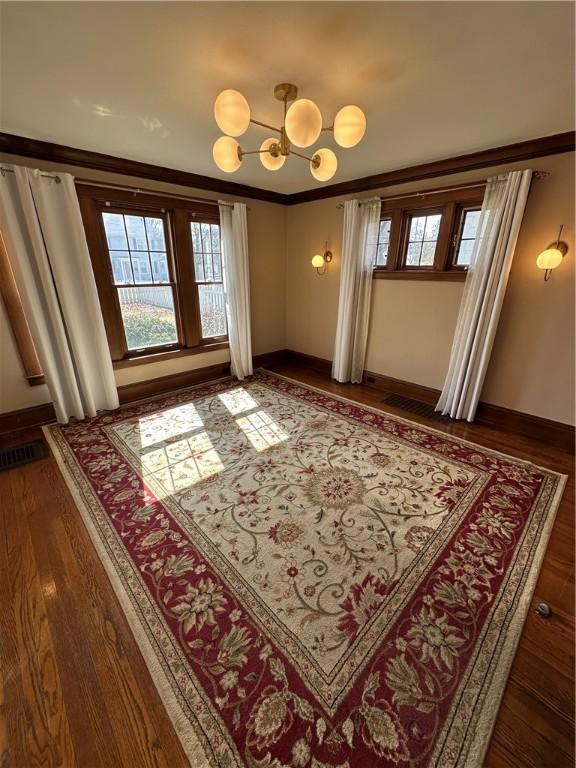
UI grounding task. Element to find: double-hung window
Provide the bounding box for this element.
[78,185,228,366]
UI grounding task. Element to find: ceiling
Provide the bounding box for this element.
[1,2,574,194]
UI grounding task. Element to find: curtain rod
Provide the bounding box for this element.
[0,167,244,209]
[335,171,550,208]
[74,178,243,209]
[1,166,61,182]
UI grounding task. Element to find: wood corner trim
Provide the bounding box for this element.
[0,131,573,207]
[284,131,576,205]
[0,133,286,205]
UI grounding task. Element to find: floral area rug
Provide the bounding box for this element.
[45,371,566,768]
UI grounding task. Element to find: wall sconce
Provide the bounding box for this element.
[311,242,333,275]
[536,225,568,281]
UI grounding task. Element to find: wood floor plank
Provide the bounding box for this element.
[1,365,573,767]
[4,470,76,768]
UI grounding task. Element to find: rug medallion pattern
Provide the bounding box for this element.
[46,372,566,768]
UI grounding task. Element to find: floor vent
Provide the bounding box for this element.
[0,440,47,472]
[383,394,450,423]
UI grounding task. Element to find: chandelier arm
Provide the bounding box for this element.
[321,126,334,131]
[250,118,282,133]
[290,149,316,163]
[238,148,273,157]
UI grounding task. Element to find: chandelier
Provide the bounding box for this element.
[212,83,366,182]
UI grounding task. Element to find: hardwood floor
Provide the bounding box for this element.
[0,363,573,768]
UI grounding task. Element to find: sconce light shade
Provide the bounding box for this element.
[213,136,242,172]
[311,254,324,268]
[260,138,286,171]
[214,89,251,137]
[285,98,323,148]
[333,105,366,148]
[536,247,563,271]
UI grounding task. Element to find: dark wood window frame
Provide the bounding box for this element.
[373,186,485,281]
[77,184,228,369]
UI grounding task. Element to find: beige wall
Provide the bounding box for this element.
[2,151,574,427]
[286,152,575,425]
[0,154,286,414]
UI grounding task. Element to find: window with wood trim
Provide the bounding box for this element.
[77,185,228,367]
[373,186,485,280]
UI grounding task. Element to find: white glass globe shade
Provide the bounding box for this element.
[260,138,285,171]
[214,89,250,137]
[311,148,337,182]
[333,105,366,148]
[213,136,241,173]
[285,98,322,148]
[536,248,563,270]
[311,254,324,268]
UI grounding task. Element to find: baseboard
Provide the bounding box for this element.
[268,349,575,453]
[3,350,573,453]
[0,401,57,435]
[117,361,231,405]
[252,349,290,370]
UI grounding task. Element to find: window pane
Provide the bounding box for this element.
[131,252,152,283]
[150,252,169,283]
[424,214,441,240]
[375,219,391,266]
[110,251,132,284]
[145,217,166,250]
[454,209,481,266]
[406,242,422,266]
[200,222,212,252]
[420,241,436,266]
[409,216,426,241]
[198,283,227,338]
[462,210,481,239]
[102,213,128,250]
[211,224,220,252]
[117,286,178,350]
[456,239,474,266]
[203,253,214,281]
[125,215,148,251]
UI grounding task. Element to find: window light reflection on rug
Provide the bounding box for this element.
[141,430,224,495]
[218,388,259,415]
[136,403,204,448]
[236,410,288,451]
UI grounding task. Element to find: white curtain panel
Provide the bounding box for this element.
[436,169,532,421]
[0,165,118,423]
[219,201,253,380]
[332,198,381,383]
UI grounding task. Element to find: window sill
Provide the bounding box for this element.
[113,341,229,369]
[373,269,467,282]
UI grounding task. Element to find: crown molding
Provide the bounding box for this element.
[284,131,576,205]
[0,130,573,207]
[0,132,287,205]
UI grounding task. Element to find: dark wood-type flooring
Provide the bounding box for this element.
[1,362,573,767]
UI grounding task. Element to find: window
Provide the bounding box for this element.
[78,185,228,366]
[190,222,227,339]
[373,186,485,280]
[453,207,481,267]
[375,218,391,267]
[405,212,442,267]
[102,212,179,351]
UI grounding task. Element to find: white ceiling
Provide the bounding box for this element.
[1,1,574,194]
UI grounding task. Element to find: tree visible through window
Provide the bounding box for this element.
[453,208,481,266]
[375,218,391,266]
[405,212,442,267]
